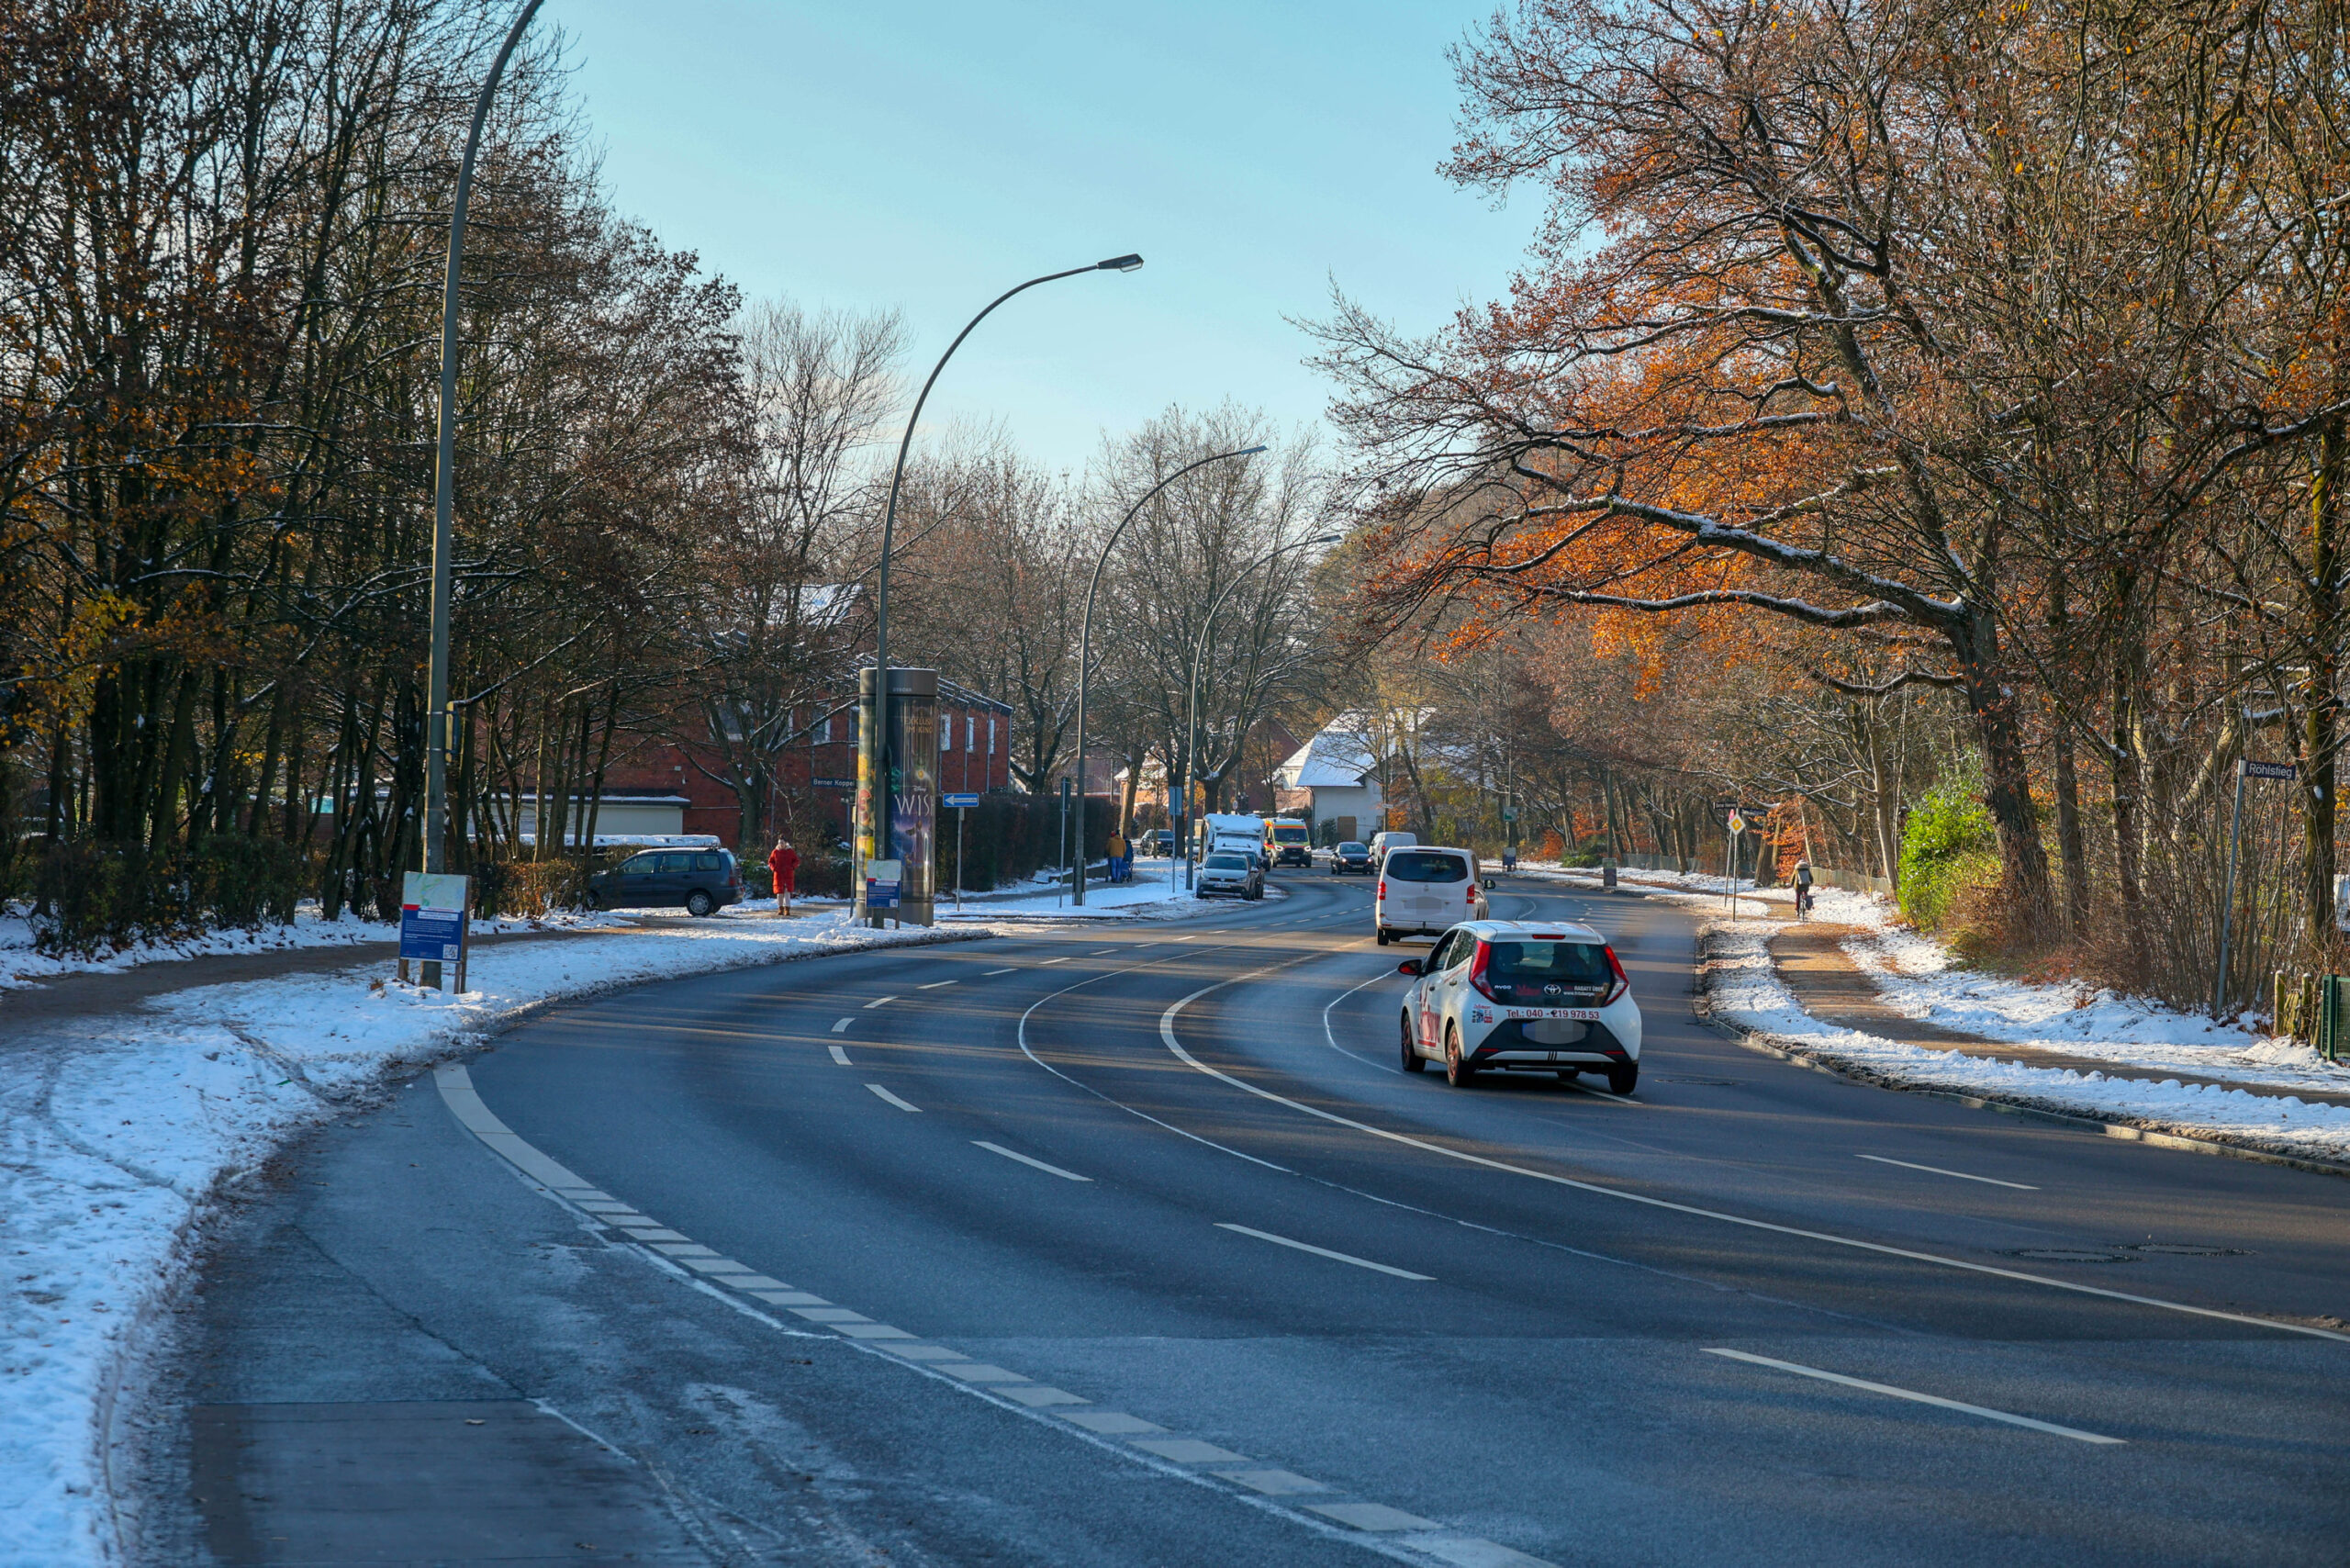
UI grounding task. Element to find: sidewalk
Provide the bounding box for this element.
[1771,923,2350,1113]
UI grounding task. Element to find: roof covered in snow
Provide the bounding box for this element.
[1276,715,1382,790]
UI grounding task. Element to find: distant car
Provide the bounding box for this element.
[584,848,742,916]
[1266,819,1314,867]
[1368,829,1417,868]
[1394,919,1641,1092]
[1195,850,1264,901]
[1375,846,1490,945]
[1149,829,1174,855]
[1330,841,1374,876]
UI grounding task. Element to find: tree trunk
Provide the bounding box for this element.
[2306,416,2344,943]
[2052,728,2088,934]
[1952,610,2053,936]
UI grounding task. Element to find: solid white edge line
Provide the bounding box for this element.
[1322,969,1406,1074]
[1216,1222,1433,1281]
[1702,1348,2123,1444]
[867,1082,922,1113]
[1155,976,2350,1344]
[974,1141,1093,1182]
[1857,1153,2039,1191]
[829,1045,852,1066]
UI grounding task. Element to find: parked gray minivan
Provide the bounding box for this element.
[584,848,742,916]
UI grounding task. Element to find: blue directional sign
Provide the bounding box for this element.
[942,793,979,809]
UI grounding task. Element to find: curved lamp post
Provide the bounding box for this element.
[422,0,543,987]
[1069,444,1265,906]
[856,253,1145,924]
[1180,532,1339,890]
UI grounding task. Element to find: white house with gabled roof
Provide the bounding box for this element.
[1272,714,1387,843]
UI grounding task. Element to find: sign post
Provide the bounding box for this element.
[1725,810,1748,920]
[943,793,979,913]
[399,871,470,994]
[2216,758,2298,1017]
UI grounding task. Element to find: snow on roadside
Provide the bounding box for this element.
[1700,922,2350,1164]
[0,903,609,992]
[0,909,980,1566]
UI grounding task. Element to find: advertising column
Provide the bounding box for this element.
[852,666,939,926]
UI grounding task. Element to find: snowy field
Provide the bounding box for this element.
[1515,861,2350,1152]
[0,903,603,992]
[0,908,1011,1564]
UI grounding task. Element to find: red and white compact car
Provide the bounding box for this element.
[1395,919,1641,1093]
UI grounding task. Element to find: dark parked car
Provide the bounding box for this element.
[1149,829,1174,855]
[584,847,742,916]
[1330,840,1374,876]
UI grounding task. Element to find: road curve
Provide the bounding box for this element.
[164,869,2350,1566]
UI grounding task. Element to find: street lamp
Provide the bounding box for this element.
[422,0,543,987]
[1069,444,1266,905]
[1179,532,1340,890]
[856,253,1145,925]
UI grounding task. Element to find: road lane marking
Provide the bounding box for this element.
[1036,957,1069,965]
[917,980,957,990]
[1858,1153,2038,1190]
[832,1017,853,1032]
[865,995,897,1008]
[434,1066,1559,1565]
[1154,979,2350,1343]
[1091,946,1118,955]
[866,1083,921,1113]
[829,1046,852,1066]
[1702,1349,2123,1444]
[974,1141,1092,1182]
[1215,1223,1433,1281]
[1321,968,1409,1074]
[985,968,1016,975]
[1133,1437,1249,1463]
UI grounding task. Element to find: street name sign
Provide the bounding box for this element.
[2244,759,2298,780]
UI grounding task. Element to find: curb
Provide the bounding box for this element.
[1688,924,2350,1182]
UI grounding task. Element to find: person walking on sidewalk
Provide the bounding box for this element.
[767,837,800,917]
[1792,856,1815,919]
[1105,829,1128,885]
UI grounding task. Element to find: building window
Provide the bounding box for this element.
[987,717,997,755]
[964,714,975,751]
[812,712,831,745]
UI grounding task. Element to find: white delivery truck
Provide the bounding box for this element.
[1196,812,1268,868]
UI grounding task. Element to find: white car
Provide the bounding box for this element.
[1395,919,1641,1093]
[1374,845,1489,944]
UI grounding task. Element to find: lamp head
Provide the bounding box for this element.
[1097,253,1146,272]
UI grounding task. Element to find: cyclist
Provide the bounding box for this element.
[1792,856,1816,919]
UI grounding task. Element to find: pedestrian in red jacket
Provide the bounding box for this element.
[767,838,800,917]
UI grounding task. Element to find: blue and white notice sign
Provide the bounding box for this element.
[398,871,469,963]
[942,793,979,810]
[865,858,902,911]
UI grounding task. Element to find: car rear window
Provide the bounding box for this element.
[694,852,725,870]
[1205,853,1248,869]
[1483,940,1611,991]
[1384,850,1468,883]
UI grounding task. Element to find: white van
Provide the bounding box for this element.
[1197,812,1267,868]
[1375,844,1488,945]
[1368,830,1417,868]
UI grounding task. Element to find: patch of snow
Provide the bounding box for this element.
[0,909,979,1565]
[1701,923,2350,1163]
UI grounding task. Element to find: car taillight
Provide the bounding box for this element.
[1601,945,1629,1005]
[1469,940,1499,1001]
[1377,879,1386,900]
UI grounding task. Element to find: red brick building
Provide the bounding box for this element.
[590,677,1015,850]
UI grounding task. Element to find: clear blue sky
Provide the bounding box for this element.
[552,0,1534,475]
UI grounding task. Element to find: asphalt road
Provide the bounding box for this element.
[155,870,2350,1566]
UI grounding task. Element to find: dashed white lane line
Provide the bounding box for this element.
[865,995,897,1008]
[974,1141,1092,1182]
[1857,1154,2038,1191]
[829,1045,852,1066]
[1215,1223,1434,1281]
[832,1017,853,1033]
[1036,957,1069,966]
[1702,1349,2123,1444]
[1155,978,2350,1344]
[917,980,957,990]
[985,968,1017,975]
[1091,946,1119,955]
[866,1082,922,1113]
